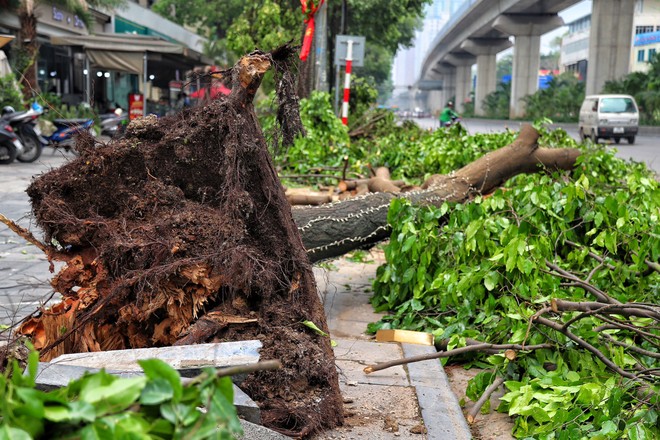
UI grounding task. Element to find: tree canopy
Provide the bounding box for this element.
[604,53,660,123]
[152,0,432,93]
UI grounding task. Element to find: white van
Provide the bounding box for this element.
[578,95,639,144]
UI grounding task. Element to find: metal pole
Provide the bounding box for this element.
[85,56,91,106]
[341,39,353,125]
[315,1,328,91]
[143,52,148,115]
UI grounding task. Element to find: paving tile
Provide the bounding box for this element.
[333,339,402,363]
[327,318,373,339]
[336,359,409,387]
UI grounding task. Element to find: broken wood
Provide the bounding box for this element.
[286,193,333,206]
[466,376,505,424]
[363,341,553,374]
[367,176,401,193]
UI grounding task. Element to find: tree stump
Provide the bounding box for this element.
[19,47,342,437]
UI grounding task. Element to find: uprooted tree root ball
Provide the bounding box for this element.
[18,46,343,437]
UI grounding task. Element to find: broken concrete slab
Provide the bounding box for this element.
[49,340,262,376]
[34,362,141,390]
[33,362,262,424]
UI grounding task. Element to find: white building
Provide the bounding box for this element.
[560,0,660,81]
[391,0,467,102]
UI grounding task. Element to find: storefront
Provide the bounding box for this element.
[50,33,211,114]
[0,3,209,112]
[0,3,111,104]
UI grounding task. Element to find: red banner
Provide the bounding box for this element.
[300,0,324,61]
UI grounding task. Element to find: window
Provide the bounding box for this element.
[638,49,646,62]
[636,25,655,34]
[650,48,658,61]
[600,98,636,114]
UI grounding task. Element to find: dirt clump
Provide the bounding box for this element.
[18,46,342,437]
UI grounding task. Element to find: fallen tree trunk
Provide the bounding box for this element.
[294,124,581,262]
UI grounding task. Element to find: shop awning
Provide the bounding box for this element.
[50,33,211,75]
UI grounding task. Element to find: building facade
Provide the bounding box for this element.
[0,0,208,111]
[560,0,660,81]
[391,0,468,105]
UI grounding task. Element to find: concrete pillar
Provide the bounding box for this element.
[430,65,455,114]
[426,90,443,115]
[494,14,564,119]
[444,54,475,113]
[461,39,512,116]
[586,0,635,95]
[441,68,456,112]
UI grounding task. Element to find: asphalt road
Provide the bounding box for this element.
[415,117,660,175]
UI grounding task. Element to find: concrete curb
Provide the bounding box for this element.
[402,343,472,440]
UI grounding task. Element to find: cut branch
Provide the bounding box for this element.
[551,299,660,322]
[600,333,660,359]
[467,376,505,424]
[363,341,552,374]
[545,261,619,304]
[534,316,639,380]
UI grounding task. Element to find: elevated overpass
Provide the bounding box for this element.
[418,0,635,118]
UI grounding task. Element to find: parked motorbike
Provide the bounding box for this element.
[0,122,25,165]
[1,104,43,162]
[100,107,127,137]
[45,118,95,152]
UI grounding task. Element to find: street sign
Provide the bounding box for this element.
[334,35,365,67]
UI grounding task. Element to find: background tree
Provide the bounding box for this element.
[153,0,431,101]
[482,81,510,119]
[4,0,125,101]
[604,53,660,123]
[496,53,513,83]
[524,72,584,122]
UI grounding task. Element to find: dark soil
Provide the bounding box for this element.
[20,48,343,437]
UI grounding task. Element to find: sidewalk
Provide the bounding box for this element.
[313,252,472,440]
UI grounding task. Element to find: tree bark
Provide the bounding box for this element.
[17,8,40,100]
[294,125,581,262]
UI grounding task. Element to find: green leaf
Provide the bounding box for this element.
[140,378,175,405]
[0,425,32,440]
[484,271,500,291]
[80,376,147,416]
[138,359,183,403]
[301,320,329,337]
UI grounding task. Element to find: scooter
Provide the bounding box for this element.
[1,103,44,162]
[45,118,95,152]
[442,115,461,128]
[0,122,25,165]
[100,107,127,137]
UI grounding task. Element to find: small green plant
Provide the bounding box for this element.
[345,250,374,264]
[0,74,25,110]
[0,349,243,439]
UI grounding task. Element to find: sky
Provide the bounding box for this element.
[540,0,593,53]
